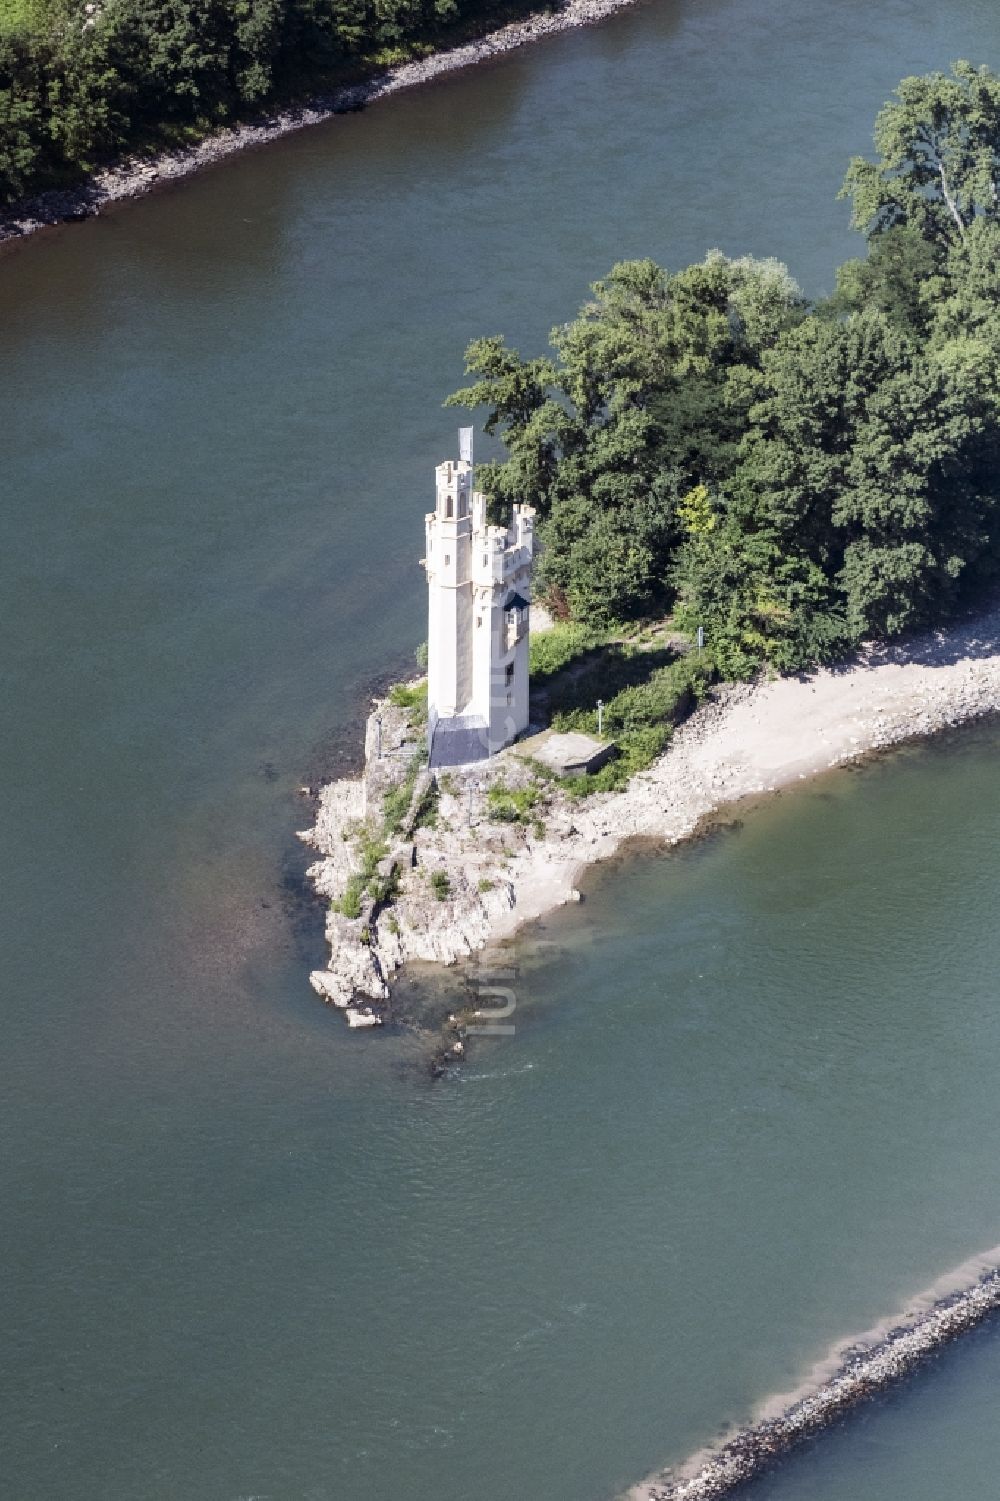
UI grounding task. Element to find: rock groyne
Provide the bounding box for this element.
[636,1254,1000,1501]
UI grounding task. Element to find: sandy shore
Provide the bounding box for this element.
[0,0,643,246]
[632,1246,1000,1500]
[494,604,1000,939]
[302,603,1000,1027]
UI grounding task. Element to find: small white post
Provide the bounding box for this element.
[597,698,604,736]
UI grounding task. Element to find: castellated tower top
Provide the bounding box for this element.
[434,459,473,522]
[423,438,535,768]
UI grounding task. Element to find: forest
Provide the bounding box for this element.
[449,62,1000,679]
[0,0,524,204]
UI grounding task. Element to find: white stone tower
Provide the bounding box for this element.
[422,442,535,767]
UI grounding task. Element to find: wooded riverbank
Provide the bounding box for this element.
[0,0,642,247]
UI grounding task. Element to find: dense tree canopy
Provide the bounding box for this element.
[449,63,1000,676]
[447,252,806,623]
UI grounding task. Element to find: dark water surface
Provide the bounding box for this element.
[4,2,1000,1497]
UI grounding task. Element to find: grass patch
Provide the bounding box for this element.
[486,779,541,824]
[529,621,612,684]
[381,750,431,836]
[430,869,451,901]
[388,679,428,725]
[545,642,679,717]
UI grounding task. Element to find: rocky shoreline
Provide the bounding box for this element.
[0,0,643,247]
[634,1253,1000,1500]
[300,603,1000,1033]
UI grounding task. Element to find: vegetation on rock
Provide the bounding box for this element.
[387,679,428,725]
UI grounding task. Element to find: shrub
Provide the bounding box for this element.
[332,876,364,920]
[529,621,610,684]
[556,651,718,796]
[430,869,451,901]
[410,778,439,831]
[486,780,540,823]
[357,831,388,879]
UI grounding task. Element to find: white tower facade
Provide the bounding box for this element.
[423,452,535,767]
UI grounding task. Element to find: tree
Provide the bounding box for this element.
[842,61,1000,250]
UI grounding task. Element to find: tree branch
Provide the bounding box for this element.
[936,161,967,241]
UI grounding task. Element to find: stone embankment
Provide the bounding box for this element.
[301,604,1000,1030]
[0,0,643,246]
[636,1260,1000,1500]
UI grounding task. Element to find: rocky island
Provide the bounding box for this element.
[300,600,1000,1032]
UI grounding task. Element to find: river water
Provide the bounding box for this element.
[4,2,1000,1498]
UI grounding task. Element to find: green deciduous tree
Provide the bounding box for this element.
[842,60,1000,249]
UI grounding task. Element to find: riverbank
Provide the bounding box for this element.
[0,0,642,247]
[633,1248,1000,1500]
[300,603,1000,1028]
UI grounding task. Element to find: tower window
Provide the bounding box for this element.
[476,616,482,628]
[445,495,453,518]
[444,554,451,566]
[505,662,514,686]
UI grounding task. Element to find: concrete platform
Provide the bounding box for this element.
[515,728,618,776]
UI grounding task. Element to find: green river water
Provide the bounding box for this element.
[4,2,1000,1498]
